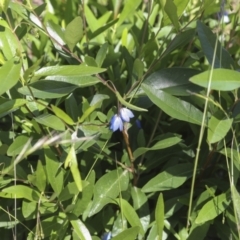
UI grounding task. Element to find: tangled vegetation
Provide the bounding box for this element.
[0,0,240,239]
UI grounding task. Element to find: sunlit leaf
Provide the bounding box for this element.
[190,69,240,91]
[142,163,193,192]
[195,192,231,224]
[89,169,129,216]
[142,83,204,125]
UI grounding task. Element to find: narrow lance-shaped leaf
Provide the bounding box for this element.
[197,20,234,69]
[89,169,129,216]
[51,104,75,125]
[190,69,240,91]
[64,16,83,51]
[64,145,82,192]
[156,193,164,240]
[114,198,144,235]
[111,227,140,240]
[207,113,233,144]
[142,163,193,192]
[133,134,181,158]
[70,217,91,240]
[0,57,21,96]
[142,84,204,125]
[195,192,231,224]
[34,65,106,77]
[44,148,64,196]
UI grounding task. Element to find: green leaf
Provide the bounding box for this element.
[156,193,164,240]
[89,169,129,216]
[38,215,68,238]
[117,0,142,26]
[231,185,240,226]
[45,75,100,87]
[142,163,193,192]
[197,21,234,69]
[0,99,27,117]
[175,0,190,17]
[146,223,158,240]
[135,68,201,97]
[70,217,92,240]
[35,113,65,131]
[22,200,37,219]
[34,65,106,77]
[111,227,140,240]
[34,160,47,192]
[207,112,233,144]
[133,58,144,79]
[59,182,80,202]
[115,198,144,235]
[195,192,231,224]
[0,58,21,96]
[131,187,150,233]
[46,20,66,50]
[72,171,95,216]
[190,69,240,91]
[0,0,10,12]
[65,145,82,192]
[162,29,195,57]
[51,104,75,125]
[133,133,182,158]
[96,42,108,67]
[161,0,179,30]
[64,16,83,51]
[0,20,21,59]
[44,148,64,196]
[188,222,210,240]
[1,185,42,202]
[142,83,204,125]
[7,135,31,156]
[18,80,78,99]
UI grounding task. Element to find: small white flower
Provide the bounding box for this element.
[119,108,134,122]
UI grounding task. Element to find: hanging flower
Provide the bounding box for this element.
[109,114,123,132]
[101,232,112,240]
[119,108,134,122]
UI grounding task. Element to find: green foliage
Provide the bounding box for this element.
[0,0,240,239]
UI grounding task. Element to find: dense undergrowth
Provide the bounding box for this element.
[0,0,240,239]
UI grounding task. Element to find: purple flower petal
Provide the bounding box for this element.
[110,114,123,132]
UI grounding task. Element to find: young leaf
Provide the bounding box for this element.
[155,193,164,240]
